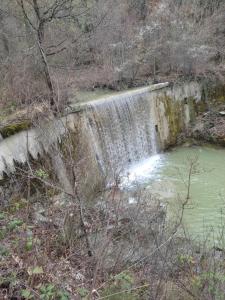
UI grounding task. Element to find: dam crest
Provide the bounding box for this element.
[0,82,201,181]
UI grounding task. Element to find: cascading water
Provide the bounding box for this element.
[0,82,201,182]
[84,88,158,176]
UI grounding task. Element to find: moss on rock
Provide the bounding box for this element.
[207,84,225,104]
[163,95,184,145]
[0,121,31,138]
[0,104,50,139]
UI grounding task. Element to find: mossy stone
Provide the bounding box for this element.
[0,121,31,138]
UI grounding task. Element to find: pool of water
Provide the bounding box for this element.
[122,145,225,242]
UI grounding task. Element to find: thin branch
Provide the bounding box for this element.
[46,11,108,56]
[32,0,41,21]
[17,0,37,31]
[46,46,67,56]
[46,38,67,50]
[43,0,74,22]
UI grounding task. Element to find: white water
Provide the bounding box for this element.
[121,145,225,242]
[0,82,201,180]
[0,85,164,179]
[85,88,158,175]
[121,154,163,187]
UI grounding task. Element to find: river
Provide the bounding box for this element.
[122,145,225,244]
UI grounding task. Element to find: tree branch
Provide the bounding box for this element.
[17,0,37,31]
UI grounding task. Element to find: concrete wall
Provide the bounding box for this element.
[0,82,203,198]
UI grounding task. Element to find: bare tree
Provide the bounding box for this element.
[15,0,106,108]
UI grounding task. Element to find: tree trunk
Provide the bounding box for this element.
[37,40,55,108]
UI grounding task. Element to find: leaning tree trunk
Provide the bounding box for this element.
[37,40,55,108]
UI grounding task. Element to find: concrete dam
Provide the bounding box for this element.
[0,82,202,190]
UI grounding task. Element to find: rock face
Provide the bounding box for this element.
[192,109,225,145]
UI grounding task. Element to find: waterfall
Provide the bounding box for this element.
[0,82,201,182]
[84,88,159,175]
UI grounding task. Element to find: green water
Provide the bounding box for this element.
[150,146,225,242]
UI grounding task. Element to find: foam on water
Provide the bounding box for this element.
[121,154,163,187]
